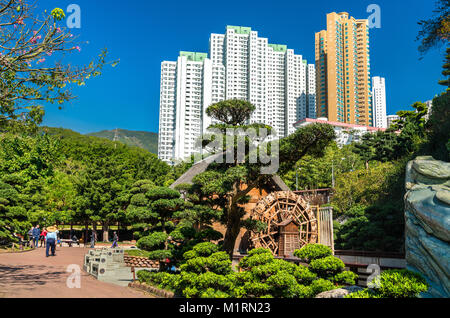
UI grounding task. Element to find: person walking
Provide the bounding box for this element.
[90,230,97,248]
[32,225,40,248]
[45,226,58,257]
[28,227,34,247]
[111,231,119,248]
[40,228,48,248]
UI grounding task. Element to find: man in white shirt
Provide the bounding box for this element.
[46,226,58,257]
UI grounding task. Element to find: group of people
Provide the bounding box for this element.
[88,230,119,249]
[28,224,59,257]
[25,226,120,256]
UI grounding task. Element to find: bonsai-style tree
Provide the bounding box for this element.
[125,179,156,240]
[136,187,187,270]
[187,99,335,257]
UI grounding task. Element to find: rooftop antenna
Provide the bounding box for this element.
[113,128,119,149]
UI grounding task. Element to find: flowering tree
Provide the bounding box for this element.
[0,0,118,132]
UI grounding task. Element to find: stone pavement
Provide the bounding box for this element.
[0,247,153,298]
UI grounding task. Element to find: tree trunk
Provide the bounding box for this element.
[84,221,89,246]
[222,205,242,259]
[102,224,109,242]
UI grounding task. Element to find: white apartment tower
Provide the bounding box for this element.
[158,26,316,164]
[372,76,387,129]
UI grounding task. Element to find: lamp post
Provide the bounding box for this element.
[295,167,302,191]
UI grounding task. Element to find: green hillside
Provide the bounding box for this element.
[86,129,158,154]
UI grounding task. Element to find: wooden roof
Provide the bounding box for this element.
[170,152,289,191]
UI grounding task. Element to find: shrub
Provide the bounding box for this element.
[240,281,271,298]
[333,271,358,285]
[345,289,380,298]
[376,269,428,298]
[293,244,332,263]
[346,269,428,298]
[266,271,300,298]
[310,278,336,296]
[293,265,317,285]
[187,241,219,258]
[180,251,232,275]
[136,269,153,283]
[200,288,231,298]
[309,256,345,278]
[250,259,297,280]
[239,249,274,270]
[136,232,168,250]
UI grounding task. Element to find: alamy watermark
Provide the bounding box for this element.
[66,264,81,288]
[192,127,279,175]
[366,264,381,289]
[64,4,81,29]
[367,4,381,29]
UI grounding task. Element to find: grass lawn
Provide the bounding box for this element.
[125,249,151,258]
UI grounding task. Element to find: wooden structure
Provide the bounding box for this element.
[249,191,319,256]
[294,188,333,206]
[278,219,301,257]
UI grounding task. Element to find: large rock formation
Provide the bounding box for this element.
[405,156,450,298]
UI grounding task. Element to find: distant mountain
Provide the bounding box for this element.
[86,129,158,154]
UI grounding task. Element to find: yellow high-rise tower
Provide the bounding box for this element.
[315,12,372,126]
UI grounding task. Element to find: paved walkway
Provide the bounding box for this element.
[0,247,151,298]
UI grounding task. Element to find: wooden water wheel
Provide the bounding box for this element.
[249,191,318,256]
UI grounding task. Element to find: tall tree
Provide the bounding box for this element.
[73,157,130,241]
[438,47,450,87]
[136,187,187,269]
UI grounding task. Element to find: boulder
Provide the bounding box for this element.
[405,156,450,298]
[315,286,363,298]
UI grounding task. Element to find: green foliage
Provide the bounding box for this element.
[141,243,362,298]
[309,278,336,295]
[346,269,428,298]
[185,242,219,258]
[206,100,256,126]
[180,251,232,275]
[294,244,332,263]
[0,181,29,243]
[136,232,168,250]
[333,271,358,285]
[279,124,336,175]
[282,142,363,190]
[374,269,428,298]
[239,248,274,270]
[426,91,450,161]
[0,126,172,242]
[309,256,345,278]
[335,202,404,251]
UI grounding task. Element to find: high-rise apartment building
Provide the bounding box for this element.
[372,76,387,128]
[158,26,316,164]
[386,114,400,128]
[315,12,372,126]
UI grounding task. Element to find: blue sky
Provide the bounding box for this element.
[38,0,445,134]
